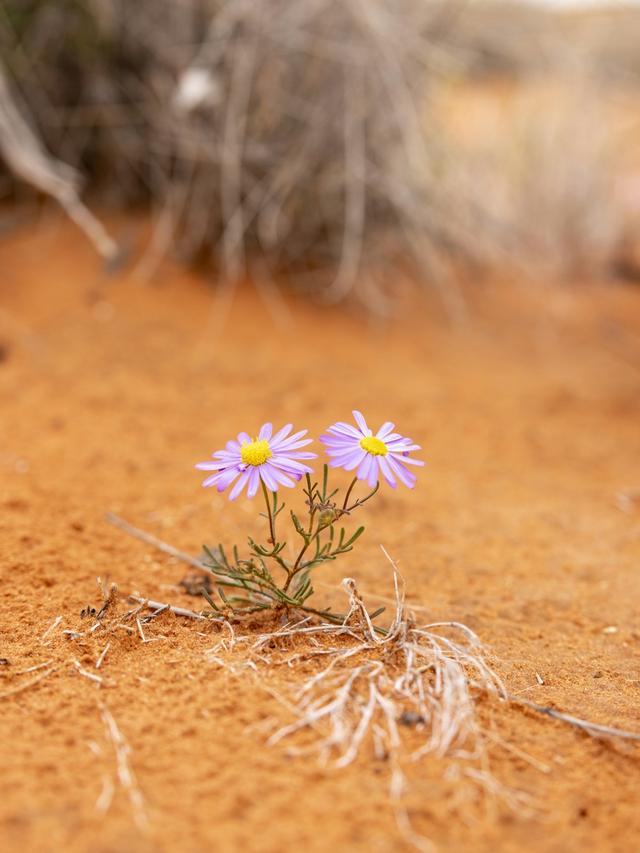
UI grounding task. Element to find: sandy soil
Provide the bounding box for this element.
[1,216,639,852]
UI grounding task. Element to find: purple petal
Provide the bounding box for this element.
[367,459,380,488]
[327,422,362,439]
[213,450,238,460]
[328,459,346,469]
[279,439,313,451]
[270,467,296,489]
[381,433,403,444]
[247,467,261,498]
[258,423,273,441]
[259,465,279,491]
[378,456,397,488]
[270,423,293,445]
[386,440,420,452]
[270,456,313,474]
[320,435,356,449]
[392,454,424,467]
[352,411,372,436]
[228,469,251,500]
[386,456,417,488]
[325,443,359,457]
[357,454,373,481]
[215,467,242,492]
[275,430,309,449]
[376,422,395,439]
[328,448,365,471]
[344,449,367,471]
[202,473,221,487]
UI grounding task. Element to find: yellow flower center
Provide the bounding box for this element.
[360,435,387,456]
[240,438,272,467]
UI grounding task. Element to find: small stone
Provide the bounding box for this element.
[179,572,212,597]
[398,711,424,727]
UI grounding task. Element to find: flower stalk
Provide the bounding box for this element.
[201,465,372,616]
[195,412,423,619]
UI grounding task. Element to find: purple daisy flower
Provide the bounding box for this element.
[196,423,316,500]
[320,410,424,489]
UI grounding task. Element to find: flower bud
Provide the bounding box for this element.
[318,507,337,527]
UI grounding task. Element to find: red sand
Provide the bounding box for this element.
[1,216,640,851]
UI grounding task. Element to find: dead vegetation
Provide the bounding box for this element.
[1,1,639,310]
[2,526,639,849]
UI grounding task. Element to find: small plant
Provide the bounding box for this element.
[195,412,424,621]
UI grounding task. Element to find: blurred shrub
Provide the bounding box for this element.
[1,0,639,306]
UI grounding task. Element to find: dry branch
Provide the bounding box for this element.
[40,615,62,643]
[128,594,207,621]
[0,668,55,699]
[0,65,118,261]
[510,696,640,743]
[106,512,207,572]
[100,703,149,831]
[96,642,111,669]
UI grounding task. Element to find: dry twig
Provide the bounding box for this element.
[128,595,207,621]
[100,704,149,831]
[0,668,54,699]
[509,696,640,743]
[106,513,207,571]
[96,642,111,669]
[0,65,118,261]
[40,615,62,643]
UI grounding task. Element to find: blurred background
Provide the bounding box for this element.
[1,0,640,314]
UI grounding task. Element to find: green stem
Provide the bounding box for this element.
[285,518,334,591]
[340,481,379,517]
[285,480,377,591]
[261,480,277,545]
[341,477,358,511]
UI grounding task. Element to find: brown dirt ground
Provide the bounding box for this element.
[1,215,640,853]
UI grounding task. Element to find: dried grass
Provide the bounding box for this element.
[208,563,504,765]
[447,73,636,280]
[1,1,471,312]
[100,703,149,832]
[3,1,635,312]
[200,552,639,845]
[202,557,521,848]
